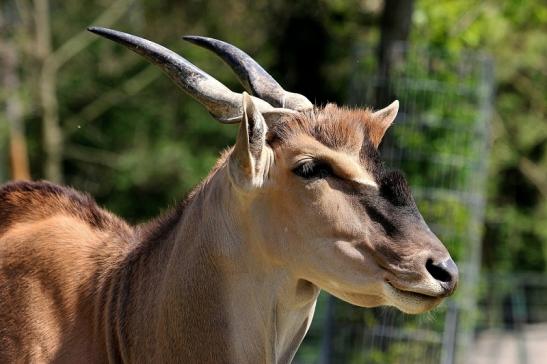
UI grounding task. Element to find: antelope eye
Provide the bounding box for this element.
[293,160,333,179]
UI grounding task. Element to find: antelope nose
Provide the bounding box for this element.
[426,258,459,295]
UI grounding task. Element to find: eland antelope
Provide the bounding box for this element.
[0,27,458,363]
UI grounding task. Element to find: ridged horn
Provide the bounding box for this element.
[183,35,313,111]
[87,26,275,123]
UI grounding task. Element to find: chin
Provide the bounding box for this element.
[328,286,444,314]
[328,290,387,308]
[391,297,443,314]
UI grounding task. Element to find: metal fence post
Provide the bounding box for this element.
[441,300,459,364]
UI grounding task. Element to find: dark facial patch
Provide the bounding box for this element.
[349,169,421,241]
[379,170,416,208]
[364,204,399,237]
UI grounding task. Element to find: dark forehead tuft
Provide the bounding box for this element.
[379,170,416,208]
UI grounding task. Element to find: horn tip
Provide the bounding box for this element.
[87,26,105,33]
[182,35,212,46]
[87,26,117,37]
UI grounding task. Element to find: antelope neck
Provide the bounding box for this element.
[108,165,319,363]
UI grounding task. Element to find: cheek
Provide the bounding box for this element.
[310,185,366,237]
[274,180,365,240]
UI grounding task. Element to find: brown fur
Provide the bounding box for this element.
[0,181,134,363]
[0,181,131,237]
[268,105,386,181]
[0,104,456,363]
[269,105,370,151]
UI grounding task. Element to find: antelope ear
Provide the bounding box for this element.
[229,92,270,189]
[370,100,399,148]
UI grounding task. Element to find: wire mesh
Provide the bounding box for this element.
[295,43,494,364]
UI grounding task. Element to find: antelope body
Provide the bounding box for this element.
[0,28,458,363]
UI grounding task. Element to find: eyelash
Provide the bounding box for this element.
[292,160,334,179]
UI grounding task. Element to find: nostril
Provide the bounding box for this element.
[426,258,453,283]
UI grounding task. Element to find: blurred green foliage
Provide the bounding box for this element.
[0,0,543,268]
[3,0,380,221]
[0,0,545,362]
[1,0,544,304]
[412,0,547,273]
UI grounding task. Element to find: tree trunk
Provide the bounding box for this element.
[1,41,31,180]
[34,0,63,183]
[32,0,134,183]
[376,0,414,106]
[40,65,63,183]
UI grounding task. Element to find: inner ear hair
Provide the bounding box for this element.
[228,93,271,189]
[242,92,267,160]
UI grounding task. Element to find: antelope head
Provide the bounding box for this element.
[89,28,458,314]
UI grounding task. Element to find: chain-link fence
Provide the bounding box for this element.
[296,43,497,364]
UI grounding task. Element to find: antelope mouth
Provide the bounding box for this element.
[385,281,439,300]
[384,281,444,314]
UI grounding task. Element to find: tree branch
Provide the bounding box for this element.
[64,144,120,168]
[65,66,160,137]
[46,0,135,71]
